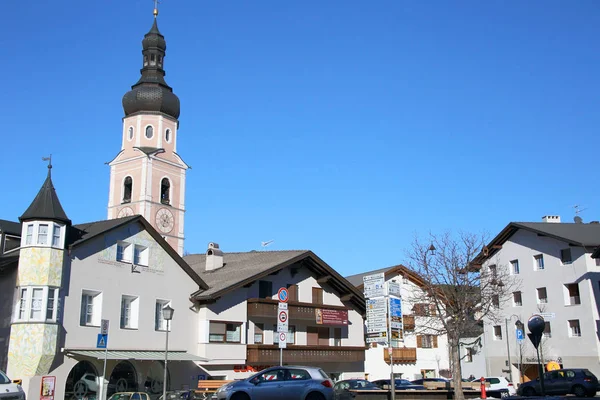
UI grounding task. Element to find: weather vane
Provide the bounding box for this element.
[42,154,52,169]
[153,0,160,17]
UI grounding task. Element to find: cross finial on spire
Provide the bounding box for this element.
[153,0,160,17]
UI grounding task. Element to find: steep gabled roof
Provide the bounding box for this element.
[185,250,365,313]
[20,167,70,224]
[0,219,21,236]
[68,215,208,290]
[473,221,600,266]
[345,264,427,290]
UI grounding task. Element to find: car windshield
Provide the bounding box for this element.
[350,380,376,389]
[0,371,10,384]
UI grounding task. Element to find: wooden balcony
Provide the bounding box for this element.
[383,347,417,364]
[247,298,349,321]
[247,344,365,365]
[403,315,415,331]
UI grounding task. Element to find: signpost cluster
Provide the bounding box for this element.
[277,287,289,366]
[364,273,403,400]
[97,319,109,400]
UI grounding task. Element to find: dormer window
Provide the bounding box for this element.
[128,127,134,141]
[160,178,170,205]
[145,125,154,139]
[123,176,132,203]
[165,129,171,143]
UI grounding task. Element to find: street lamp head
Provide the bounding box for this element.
[162,305,174,321]
[428,244,436,256]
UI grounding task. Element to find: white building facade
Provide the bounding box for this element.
[476,216,600,383]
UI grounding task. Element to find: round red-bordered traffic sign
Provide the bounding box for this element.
[279,310,288,323]
[277,287,289,303]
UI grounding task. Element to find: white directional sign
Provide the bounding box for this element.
[363,272,386,299]
[539,312,555,319]
[367,332,387,343]
[387,281,401,297]
[278,332,287,349]
[367,322,388,333]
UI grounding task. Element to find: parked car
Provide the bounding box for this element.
[481,377,516,396]
[371,379,425,390]
[0,370,26,400]
[214,366,334,400]
[410,378,450,387]
[333,379,381,400]
[108,392,151,400]
[159,390,205,400]
[518,368,599,397]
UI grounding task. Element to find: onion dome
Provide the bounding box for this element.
[122,17,180,120]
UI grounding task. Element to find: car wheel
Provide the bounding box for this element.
[74,381,89,399]
[231,392,250,400]
[523,387,536,397]
[305,392,326,400]
[573,385,586,397]
[500,390,509,398]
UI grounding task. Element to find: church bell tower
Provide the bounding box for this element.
[107,7,188,255]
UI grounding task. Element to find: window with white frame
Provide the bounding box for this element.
[25,224,33,245]
[534,254,544,270]
[209,322,242,343]
[155,300,171,331]
[466,347,474,363]
[493,325,502,340]
[133,245,149,266]
[80,290,102,326]
[513,291,522,307]
[543,322,552,338]
[564,283,581,306]
[510,259,520,275]
[22,222,63,248]
[15,286,59,322]
[117,241,133,263]
[537,287,548,303]
[120,295,139,329]
[568,319,581,337]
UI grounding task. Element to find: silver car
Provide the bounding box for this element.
[214,366,334,400]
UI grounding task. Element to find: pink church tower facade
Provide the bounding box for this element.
[107,12,188,255]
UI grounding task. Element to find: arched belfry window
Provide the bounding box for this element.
[145,126,154,139]
[128,127,134,141]
[161,178,170,205]
[165,129,171,143]
[123,177,133,203]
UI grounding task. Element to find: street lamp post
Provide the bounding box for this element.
[162,305,174,400]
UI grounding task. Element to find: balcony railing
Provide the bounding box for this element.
[247,298,349,321]
[383,347,417,364]
[247,344,365,365]
[403,315,415,331]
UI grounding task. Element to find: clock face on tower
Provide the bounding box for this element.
[156,208,175,234]
[117,207,134,218]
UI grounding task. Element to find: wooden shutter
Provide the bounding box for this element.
[318,327,329,345]
[287,284,298,302]
[416,335,423,348]
[430,304,437,316]
[433,336,438,348]
[312,288,323,305]
[307,327,318,345]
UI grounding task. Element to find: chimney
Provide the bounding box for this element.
[542,215,561,223]
[205,242,224,271]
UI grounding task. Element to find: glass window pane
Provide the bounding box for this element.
[18,288,28,319]
[38,225,48,245]
[30,288,43,319]
[46,289,56,320]
[26,225,33,245]
[52,225,61,247]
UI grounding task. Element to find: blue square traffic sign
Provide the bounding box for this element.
[97,334,108,349]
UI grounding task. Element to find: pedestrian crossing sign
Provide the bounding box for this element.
[97,333,108,349]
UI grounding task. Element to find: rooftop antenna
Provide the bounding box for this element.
[261,240,274,250]
[574,205,588,215]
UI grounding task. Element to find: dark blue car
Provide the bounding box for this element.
[517,369,598,397]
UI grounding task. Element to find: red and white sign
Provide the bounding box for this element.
[278,309,289,332]
[277,287,289,303]
[279,332,287,349]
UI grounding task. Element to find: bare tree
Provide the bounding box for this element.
[406,232,519,400]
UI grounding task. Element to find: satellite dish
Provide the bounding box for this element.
[574,216,583,224]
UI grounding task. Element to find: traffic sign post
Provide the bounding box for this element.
[516,328,524,343]
[277,287,289,366]
[98,319,110,400]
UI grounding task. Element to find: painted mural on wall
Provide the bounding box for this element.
[18,248,63,287]
[8,324,58,376]
[99,227,166,273]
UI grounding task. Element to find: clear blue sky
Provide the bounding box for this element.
[2,1,599,277]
